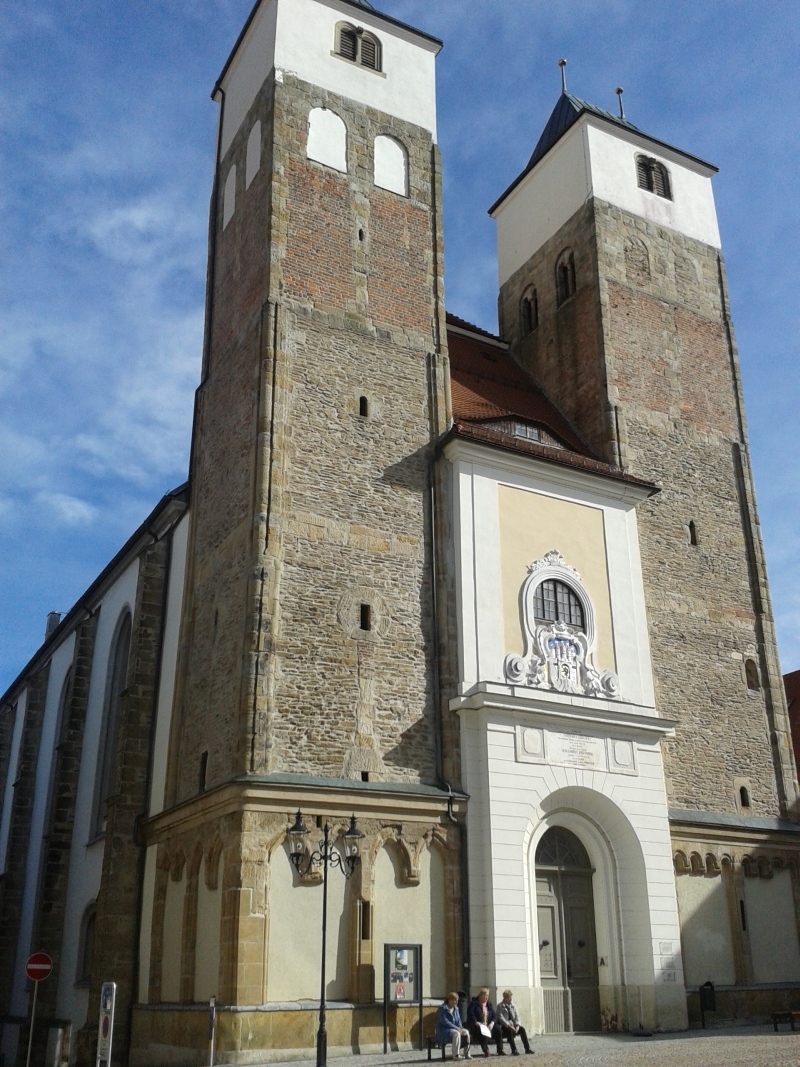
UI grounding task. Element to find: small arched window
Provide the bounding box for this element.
[739,786,751,809]
[555,249,576,307]
[521,287,538,334]
[745,658,760,691]
[335,23,382,72]
[93,611,131,835]
[636,154,671,200]
[534,579,584,630]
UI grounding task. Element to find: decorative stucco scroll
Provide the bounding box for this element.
[504,549,621,700]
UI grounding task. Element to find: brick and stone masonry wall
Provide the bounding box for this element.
[500,198,798,819]
[167,71,450,801]
[77,536,170,1067]
[0,662,51,1029]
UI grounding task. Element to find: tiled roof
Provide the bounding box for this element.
[527,92,640,172]
[447,321,594,457]
[446,312,506,344]
[450,421,657,493]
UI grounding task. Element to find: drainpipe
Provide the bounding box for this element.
[428,458,471,997]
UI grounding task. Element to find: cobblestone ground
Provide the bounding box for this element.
[256,1026,800,1067]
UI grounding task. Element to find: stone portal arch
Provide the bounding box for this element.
[526,786,663,1032]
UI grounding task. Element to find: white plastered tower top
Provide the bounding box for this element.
[213,0,442,157]
[491,92,722,287]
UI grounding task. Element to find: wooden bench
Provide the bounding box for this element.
[426,1037,449,1060]
[771,1010,800,1032]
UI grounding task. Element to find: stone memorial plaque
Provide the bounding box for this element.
[548,731,606,770]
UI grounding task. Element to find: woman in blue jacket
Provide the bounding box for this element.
[436,993,471,1060]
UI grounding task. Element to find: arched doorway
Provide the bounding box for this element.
[536,827,600,1032]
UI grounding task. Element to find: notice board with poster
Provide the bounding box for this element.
[382,944,423,1054]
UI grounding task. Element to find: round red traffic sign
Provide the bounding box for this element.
[25,952,52,982]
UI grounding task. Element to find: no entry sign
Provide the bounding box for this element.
[25,953,52,982]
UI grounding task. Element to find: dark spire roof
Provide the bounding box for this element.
[344,0,374,7]
[528,91,639,171]
[489,89,717,215]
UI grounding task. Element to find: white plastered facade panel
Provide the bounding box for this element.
[493,115,720,286]
[446,439,686,1033]
[216,0,439,158]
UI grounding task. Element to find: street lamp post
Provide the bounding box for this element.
[286,811,363,1067]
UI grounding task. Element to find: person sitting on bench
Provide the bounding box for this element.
[436,992,472,1060]
[496,991,532,1055]
[467,988,502,1056]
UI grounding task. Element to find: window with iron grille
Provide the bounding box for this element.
[335,23,382,71]
[534,579,584,630]
[635,154,672,200]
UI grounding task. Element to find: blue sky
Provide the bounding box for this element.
[1,0,798,691]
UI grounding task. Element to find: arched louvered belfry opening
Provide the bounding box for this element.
[636,154,671,200]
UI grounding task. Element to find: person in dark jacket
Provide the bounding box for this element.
[496,990,532,1055]
[466,988,502,1056]
[436,993,471,1059]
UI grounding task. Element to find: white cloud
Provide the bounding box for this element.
[36,492,97,526]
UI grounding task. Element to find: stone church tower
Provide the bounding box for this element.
[125,0,462,1052]
[491,89,798,822]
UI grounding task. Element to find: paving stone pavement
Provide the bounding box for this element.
[253,1026,800,1067]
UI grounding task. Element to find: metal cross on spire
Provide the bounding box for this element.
[615,86,626,120]
[558,58,567,93]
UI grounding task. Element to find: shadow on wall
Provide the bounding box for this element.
[675,872,736,988]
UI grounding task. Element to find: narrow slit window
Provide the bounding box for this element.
[359,396,369,417]
[199,751,209,793]
[360,603,372,631]
[361,900,372,940]
[361,771,370,783]
[689,520,698,546]
[739,899,747,931]
[739,785,750,809]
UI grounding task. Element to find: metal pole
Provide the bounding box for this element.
[209,995,216,1067]
[317,823,329,1067]
[25,980,38,1067]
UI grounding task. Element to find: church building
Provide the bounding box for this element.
[1,0,799,1063]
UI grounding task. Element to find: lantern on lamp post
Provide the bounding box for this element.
[287,811,363,1067]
